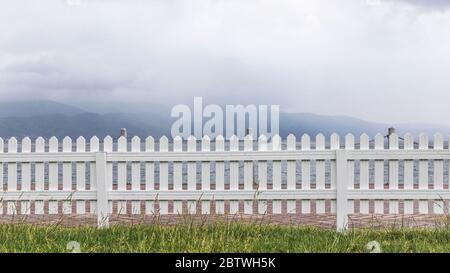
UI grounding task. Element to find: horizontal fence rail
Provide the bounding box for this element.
[0,133,449,230]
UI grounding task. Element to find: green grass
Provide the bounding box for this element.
[0,223,449,253]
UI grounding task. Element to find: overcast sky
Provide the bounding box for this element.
[1,0,450,125]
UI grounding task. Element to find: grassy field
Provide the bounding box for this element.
[0,223,449,253]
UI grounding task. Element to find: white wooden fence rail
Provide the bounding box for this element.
[0,133,449,231]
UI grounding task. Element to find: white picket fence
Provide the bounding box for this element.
[0,133,449,230]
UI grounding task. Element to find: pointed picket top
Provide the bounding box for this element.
[388,133,398,149]
[63,136,72,152]
[8,137,17,153]
[173,136,182,152]
[287,134,296,151]
[215,135,225,151]
[230,135,239,151]
[49,136,58,152]
[419,133,428,150]
[345,134,354,150]
[330,133,340,150]
[433,133,443,150]
[90,136,99,152]
[187,136,196,152]
[0,138,3,153]
[118,136,127,152]
[22,137,32,153]
[301,134,310,150]
[404,133,414,150]
[272,134,281,151]
[145,136,155,152]
[315,133,325,150]
[244,134,253,151]
[359,133,369,150]
[202,135,210,152]
[159,135,169,152]
[76,136,86,152]
[131,136,141,152]
[103,136,113,152]
[258,134,268,151]
[36,137,45,153]
[374,133,384,150]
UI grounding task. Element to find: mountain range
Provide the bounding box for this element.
[0,100,448,139]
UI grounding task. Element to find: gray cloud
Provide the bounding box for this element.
[400,0,450,10]
[0,0,450,125]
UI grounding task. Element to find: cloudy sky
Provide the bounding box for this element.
[1,0,450,125]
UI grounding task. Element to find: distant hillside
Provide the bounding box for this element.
[0,100,449,139]
[0,100,85,117]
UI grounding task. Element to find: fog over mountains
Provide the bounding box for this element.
[0,100,449,139]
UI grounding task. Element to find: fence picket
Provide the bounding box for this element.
[63,137,72,191]
[131,136,141,191]
[257,135,268,191]
[159,136,169,215]
[21,137,32,192]
[301,134,311,190]
[173,136,182,190]
[272,135,282,191]
[35,137,45,191]
[374,134,384,190]
[404,134,414,191]
[286,134,296,190]
[145,136,155,190]
[117,136,127,191]
[244,135,253,190]
[330,133,339,190]
[7,138,17,192]
[229,135,239,191]
[215,135,225,191]
[433,133,443,190]
[201,136,211,191]
[187,136,197,190]
[49,137,58,192]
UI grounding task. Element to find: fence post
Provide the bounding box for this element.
[335,149,348,232]
[95,152,109,228]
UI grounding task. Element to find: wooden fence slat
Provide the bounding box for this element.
[244,135,253,190]
[49,137,58,191]
[187,136,197,191]
[117,136,127,191]
[257,135,268,190]
[35,137,45,191]
[330,133,340,190]
[104,136,113,192]
[229,135,239,191]
[286,134,296,190]
[145,136,155,190]
[63,137,72,191]
[7,137,18,191]
[301,134,311,190]
[21,137,32,192]
[76,137,86,193]
[201,136,210,191]
[272,135,282,190]
[131,136,141,191]
[433,133,443,190]
[374,133,384,190]
[173,136,182,190]
[404,133,414,190]
[215,135,225,191]
[418,134,429,190]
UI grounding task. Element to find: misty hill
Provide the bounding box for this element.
[0,100,449,139]
[0,100,85,117]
